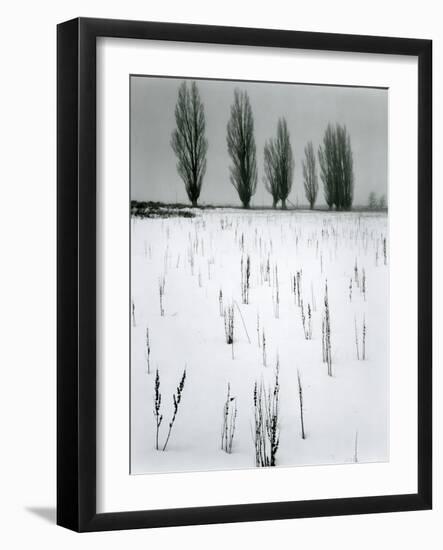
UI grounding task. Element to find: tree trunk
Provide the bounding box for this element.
[281,199,287,210]
[191,199,198,207]
[272,199,277,209]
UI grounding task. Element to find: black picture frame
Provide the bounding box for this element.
[57,17,432,532]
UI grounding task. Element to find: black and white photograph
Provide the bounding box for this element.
[130,76,389,475]
[0,0,436,543]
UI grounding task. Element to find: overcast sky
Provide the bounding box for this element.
[130,75,387,207]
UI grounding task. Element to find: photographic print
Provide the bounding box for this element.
[130,75,389,475]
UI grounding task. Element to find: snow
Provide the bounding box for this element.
[130,209,389,474]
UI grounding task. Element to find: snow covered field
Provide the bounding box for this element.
[130,209,389,474]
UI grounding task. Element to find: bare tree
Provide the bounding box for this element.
[368,191,378,209]
[302,141,318,209]
[227,89,258,208]
[263,118,294,210]
[275,119,294,209]
[337,124,354,210]
[263,142,279,208]
[171,81,208,207]
[318,123,354,210]
[318,123,336,210]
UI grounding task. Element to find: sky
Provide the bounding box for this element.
[130,75,388,207]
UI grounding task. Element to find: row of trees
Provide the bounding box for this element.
[170,81,355,210]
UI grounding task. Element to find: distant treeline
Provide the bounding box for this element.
[167,80,362,211]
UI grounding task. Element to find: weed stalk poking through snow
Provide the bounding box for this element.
[159,275,166,316]
[241,254,251,304]
[162,368,187,451]
[219,289,224,317]
[224,304,235,359]
[233,301,251,343]
[301,300,312,340]
[301,299,306,337]
[154,369,163,450]
[355,315,366,361]
[297,369,306,439]
[322,317,326,362]
[253,359,280,467]
[363,315,366,360]
[273,264,280,318]
[146,328,151,374]
[354,316,360,360]
[221,383,237,453]
[323,281,332,376]
[296,270,302,307]
[308,303,312,339]
[362,268,366,300]
[266,256,271,286]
